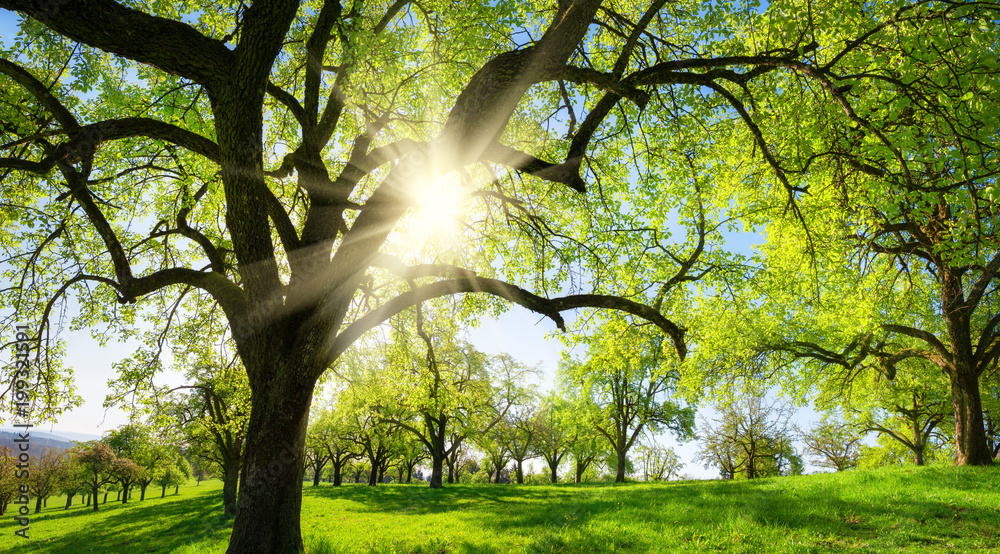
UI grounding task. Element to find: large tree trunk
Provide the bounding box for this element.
[332,460,344,486]
[615,449,627,483]
[515,461,524,484]
[91,489,98,511]
[549,460,559,483]
[226,370,315,554]
[949,365,992,465]
[429,451,445,489]
[34,496,42,514]
[942,269,994,466]
[64,493,73,509]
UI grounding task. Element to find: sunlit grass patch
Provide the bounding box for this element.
[3,465,999,552]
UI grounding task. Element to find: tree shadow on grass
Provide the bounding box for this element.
[5,489,232,553]
[306,468,1000,553]
[303,483,581,516]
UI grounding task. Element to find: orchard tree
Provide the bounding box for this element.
[26,447,69,513]
[801,417,862,472]
[393,435,428,484]
[155,456,190,497]
[338,389,402,486]
[351,303,535,488]
[532,394,574,483]
[477,423,513,484]
[303,426,330,487]
[0,0,971,550]
[688,0,1000,467]
[561,321,695,482]
[636,443,683,481]
[0,446,18,515]
[307,407,358,487]
[500,392,539,485]
[696,395,800,480]
[861,390,951,466]
[57,455,83,509]
[73,441,118,512]
[104,425,149,503]
[112,457,143,504]
[164,357,248,517]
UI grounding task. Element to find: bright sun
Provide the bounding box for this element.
[406,176,465,243]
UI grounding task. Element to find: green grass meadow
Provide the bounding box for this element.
[3,465,999,552]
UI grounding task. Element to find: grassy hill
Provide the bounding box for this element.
[2,465,998,552]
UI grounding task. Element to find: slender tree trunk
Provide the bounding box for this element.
[88,492,95,510]
[162,485,167,498]
[140,484,148,501]
[174,485,179,494]
[223,461,240,517]
[64,493,73,509]
[121,485,129,504]
[515,461,524,484]
[104,491,109,504]
[34,496,42,514]
[312,467,322,486]
[549,460,559,483]
[575,460,585,483]
[116,491,121,501]
[226,369,315,554]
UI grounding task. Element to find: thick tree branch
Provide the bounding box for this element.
[882,324,953,368]
[0,0,232,90]
[481,143,587,193]
[329,276,686,372]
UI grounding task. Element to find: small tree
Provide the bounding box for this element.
[861,390,950,467]
[112,458,143,504]
[561,323,695,482]
[533,395,573,484]
[74,442,118,512]
[155,459,190,498]
[27,448,69,513]
[802,417,863,472]
[58,456,84,510]
[697,396,799,480]
[303,428,330,487]
[636,443,683,481]
[504,399,538,484]
[0,447,18,516]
